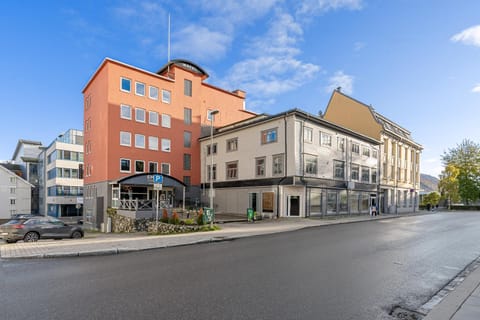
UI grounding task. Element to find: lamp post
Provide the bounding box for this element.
[209,110,219,212]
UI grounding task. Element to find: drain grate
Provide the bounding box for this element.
[390,306,424,320]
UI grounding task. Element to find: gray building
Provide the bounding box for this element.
[0,164,34,219]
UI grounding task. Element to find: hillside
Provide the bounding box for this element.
[420,173,439,193]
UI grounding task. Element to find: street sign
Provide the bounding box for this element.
[153,174,163,184]
[154,183,162,190]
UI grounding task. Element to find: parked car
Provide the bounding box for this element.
[0,216,84,243]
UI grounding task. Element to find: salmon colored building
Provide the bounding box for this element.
[82,58,255,229]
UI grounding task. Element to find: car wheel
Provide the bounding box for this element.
[24,232,40,242]
[71,231,83,239]
[6,240,17,244]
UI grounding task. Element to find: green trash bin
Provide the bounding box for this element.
[203,207,214,224]
[247,208,254,222]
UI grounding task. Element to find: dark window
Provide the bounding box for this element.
[184,79,192,96]
[183,154,191,170]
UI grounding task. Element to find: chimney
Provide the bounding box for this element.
[232,89,246,98]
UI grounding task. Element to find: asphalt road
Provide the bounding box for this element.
[2,211,480,320]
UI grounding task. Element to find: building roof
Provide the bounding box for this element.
[200,108,381,145]
[327,89,422,148]
[156,59,209,78]
[11,139,43,161]
[0,165,35,187]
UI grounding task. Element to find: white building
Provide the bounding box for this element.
[39,129,84,218]
[0,165,34,219]
[200,109,381,218]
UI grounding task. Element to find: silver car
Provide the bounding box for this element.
[0,216,84,243]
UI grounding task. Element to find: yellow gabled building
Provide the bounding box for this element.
[323,89,422,214]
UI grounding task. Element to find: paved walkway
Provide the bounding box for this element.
[1,211,479,319]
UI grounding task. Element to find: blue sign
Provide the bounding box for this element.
[153,174,163,184]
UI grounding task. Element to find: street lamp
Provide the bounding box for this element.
[209,110,219,214]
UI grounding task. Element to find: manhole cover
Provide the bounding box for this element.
[390,306,424,320]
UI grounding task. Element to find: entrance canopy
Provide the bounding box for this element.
[117,173,187,187]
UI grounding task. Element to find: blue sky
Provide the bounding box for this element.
[1,0,479,177]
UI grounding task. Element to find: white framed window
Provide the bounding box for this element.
[361,167,370,182]
[362,146,370,157]
[321,132,332,146]
[135,108,146,123]
[120,77,131,93]
[149,86,159,100]
[227,138,238,152]
[304,155,317,175]
[261,128,277,144]
[148,136,158,150]
[135,160,145,173]
[207,143,217,155]
[149,162,158,173]
[304,127,313,143]
[149,111,159,126]
[207,164,217,181]
[120,158,131,172]
[351,143,360,154]
[9,177,16,183]
[120,104,132,120]
[135,134,145,149]
[351,164,360,181]
[334,160,345,179]
[272,154,284,176]
[161,163,170,175]
[372,150,378,159]
[135,82,145,96]
[120,131,131,146]
[161,114,171,128]
[161,139,171,152]
[162,89,171,104]
[337,137,345,151]
[10,187,15,194]
[226,161,238,179]
[255,157,266,177]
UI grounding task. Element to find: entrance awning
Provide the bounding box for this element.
[117,173,187,187]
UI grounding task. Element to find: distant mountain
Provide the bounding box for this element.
[420,173,439,193]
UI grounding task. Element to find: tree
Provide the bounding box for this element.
[441,139,480,204]
[422,191,441,208]
[438,164,460,208]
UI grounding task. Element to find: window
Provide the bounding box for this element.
[261,128,277,144]
[10,199,15,205]
[120,105,131,119]
[148,136,158,150]
[149,111,159,125]
[135,160,145,173]
[135,134,145,148]
[149,86,159,100]
[9,177,16,183]
[184,131,191,148]
[184,108,192,125]
[120,77,131,92]
[207,164,217,181]
[351,164,360,181]
[304,127,313,143]
[255,157,266,177]
[207,143,217,155]
[161,139,171,152]
[227,138,238,152]
[337,137,345,151]
[162,89,171,103]
[183,176,191,187]
[304,155,317,175]
[351,143,360,154]
[321,132,332,146]
[120,159,131,172]
[334,160,345,179]
[149,162,158,173]
[372,149,378,159]
[10,187,15,194]
[161,163,170,175]
[371,169,377,183]
[184,79,192,96]
[135,108,146,123]
[361,167,370,183]
[135,82,145,96]
[120,131,131,146]
[272,154,284,176]
[183,154,191,170]
[362,147,370,157]
[226,161,238,179]
[161,114,171,128]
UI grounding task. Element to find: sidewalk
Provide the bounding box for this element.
[1,210,479,319]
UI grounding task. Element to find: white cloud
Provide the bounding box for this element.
[472,84,480,93]
[326,71,354,95]
[172,25,232,61]
[222,11,321,106]
[297,0,363,16]
[451,25,480,47]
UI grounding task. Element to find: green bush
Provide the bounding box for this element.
[183,219,195,225]
[169,211,180,225]
[197,212,204,225]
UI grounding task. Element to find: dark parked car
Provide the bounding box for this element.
[0,216,84,243]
